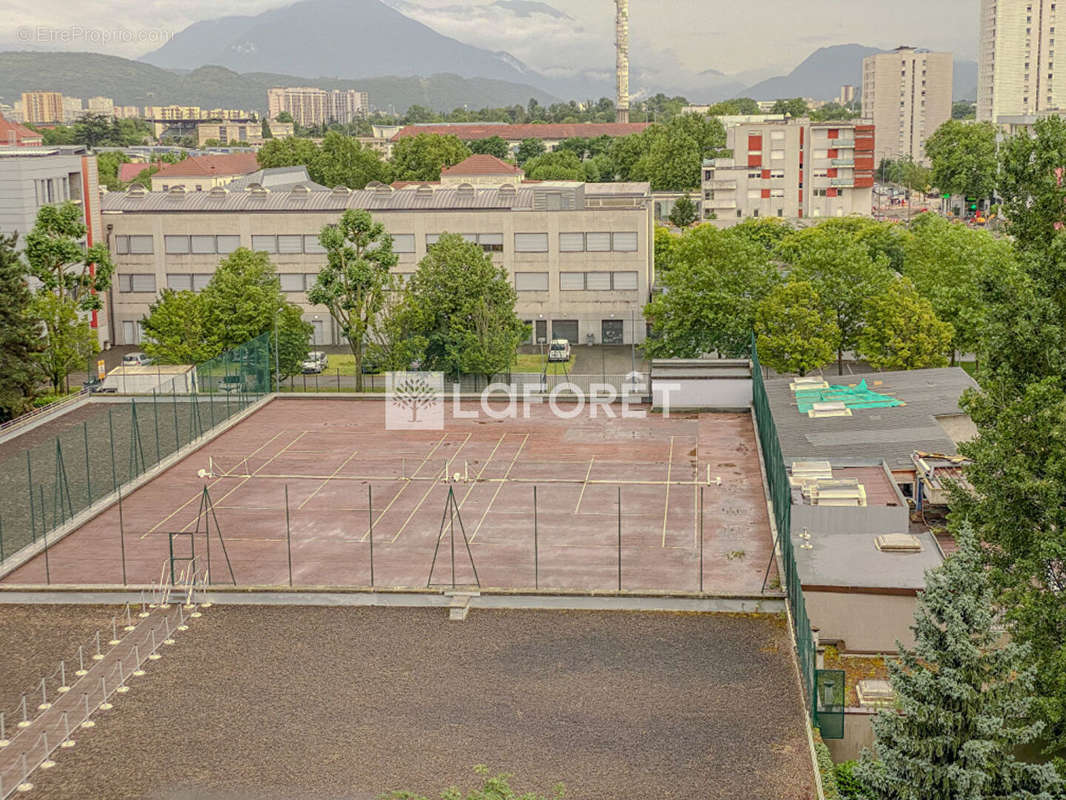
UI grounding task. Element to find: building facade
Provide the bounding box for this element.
[101,180,655,349]
[21,92,64,124]
[701,119,875,223]
[839,85,857,105]
[862,47,953,164]
[267,88,369,127]
[149,153,261,192]
[390,123,650,156]
[979,0,1066,121]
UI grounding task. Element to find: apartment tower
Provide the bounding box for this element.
[20,92,64,124]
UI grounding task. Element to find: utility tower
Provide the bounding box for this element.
[615,0,630,124]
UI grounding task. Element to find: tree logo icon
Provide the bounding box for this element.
[386,371,445,430]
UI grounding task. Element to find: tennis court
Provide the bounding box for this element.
[2,398,774,594]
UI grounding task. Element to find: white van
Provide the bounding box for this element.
[547,339,571,363]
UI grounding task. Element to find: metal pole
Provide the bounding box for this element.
[274,312,281,393]
[107,407,117,492]
[284,485,293,588]
[41,498,51,585]
[0,515,5,564]
[699,486,704,593]
[26,450,36,542]
[83,421,92,507]
[533,486,539,590]
[118,487,127,585]
[449,492,456,590]
[617,486,622,592]
[368,485,375,588]
[172,386,180,452]
[152,390,161,464]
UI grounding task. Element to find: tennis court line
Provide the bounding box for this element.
[359,433,448,541]
[141,430,287,539]
[574,457,595,514]
[457,433,508,510]
[661,436,674,548]
[389,433,472,543]
[298,447,360,510]
[470,433,529,542]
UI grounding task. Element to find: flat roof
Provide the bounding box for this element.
[794,530,943,590]
[766,368,979,472]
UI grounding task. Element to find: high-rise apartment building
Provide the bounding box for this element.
[979,0,1066,121]
[267,87,369,127]
[21,92,64,124]
[862,47,953,164]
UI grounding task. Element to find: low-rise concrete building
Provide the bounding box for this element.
[391,123,650,156]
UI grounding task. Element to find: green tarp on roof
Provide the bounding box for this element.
[795,378,905,414]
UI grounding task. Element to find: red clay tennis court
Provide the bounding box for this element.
[3,397,774,594]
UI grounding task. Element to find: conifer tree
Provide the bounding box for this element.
[0,233,44,419]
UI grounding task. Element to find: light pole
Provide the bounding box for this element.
[273,310,281,393]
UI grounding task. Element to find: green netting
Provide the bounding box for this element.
[794,378,904,414]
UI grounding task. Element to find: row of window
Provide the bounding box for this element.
[113,232,642,257]
[514,271,639,292]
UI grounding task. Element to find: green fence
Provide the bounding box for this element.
[0,333,272,564]
[751,336,820,723]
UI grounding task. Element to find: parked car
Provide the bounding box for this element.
[122,352,154,367]
[547,339,571,363]
[302,351,328,374]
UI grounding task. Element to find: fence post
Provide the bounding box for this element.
[171,387,180,453]
[118,487,127,585]
[83,421,92,507]
[26,450,36,542]
[533,485,539,590]
[284,485,293,588]
[107,407,117,492]
[368,485,375,588]
[698,486,704,593]
[617,486,622,592]
[152,390,161,464]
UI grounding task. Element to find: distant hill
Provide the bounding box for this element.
[0,52,558,113]
[141,0,541,86]
[742,44,884,101]
[953,59,978,101]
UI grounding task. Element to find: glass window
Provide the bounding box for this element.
[277,235,303,254]
[613,232,638,252]
[585,232,612,252]
[166,274,193,291]
[514,233,548,252]
[251,235,277,253]
[129,236,154,255]
[460,234,478,243]
[392,234,416,253]
[164,236,190,254]
[302,235,326,255]
[514,272,549,291]
[426,234,441,246]
[559,232,586,252]
[478,233,504,252]
[560,272,585,290]
[585,272,611,290]
[217,235,240,254]
[612,271,638,290]
[190,235,216,254]
[115,236,130,255]
[192,274,212,292]
[121,274,156,292]
[279,274,306,292]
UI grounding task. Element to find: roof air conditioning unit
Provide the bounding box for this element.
[874,533,922,552]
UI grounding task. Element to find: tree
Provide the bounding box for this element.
[644,225,779,358]
[634,129,702,191]
[857,277,954,371]
[96,151,130,189]
[725,218,794,252]
[24,202,114,311]
[256,137,320,172]
[274,111,294,123]
[391,134,471,182]
[952,100,977,120]
[141,290,215,365]
[770,98,809,117]
[809,103,860,122]
[32,292,97,393]
[924,119,997,200]
[653,226,678,275]
[856,529,1062,800]
[522,150,585,181]
[383,234,527,379]
[515,138,547,165]
[261,119,273,140]
[667,195,699,228]
[306,210,397,390]
[311,130,391,189]
[468,136,510,159]
[777,225,893,373]
[755,282,838,376]
[999,115,1066,253]
[0,233,44,419]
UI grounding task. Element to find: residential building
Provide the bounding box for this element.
[143,106,252,121]
[100,167,655,349]
[839,85,857,105]
[195,120,295,147]
[62,96,85,123]
[0,113,44,147]
[149,153,261,192]
[390,123,650,156]
[114,106,142,119]
[439,154,524,188]
[862,47,953,163]
[86,97,116,117]
[0,145,106,339]
[21,92,64,124]
[267,88,369,127]
[701,118,875,223]
[979,0,1066,121]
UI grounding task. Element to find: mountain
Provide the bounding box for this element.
[742,44,885,100]
[141,0,539,86]
[953,59,978,101]
[0,52,558,112]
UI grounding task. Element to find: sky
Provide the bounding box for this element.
[2,0,980,78]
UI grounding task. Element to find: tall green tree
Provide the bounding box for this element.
[515,138,547,165]
[311,131,391,189]
[256,137,321,172]
[725,218,794,253]
[856,529,1062,800]
[667,195,699,228]
[25,202,114,311]
[999,115,1066,253]
[382,234,526,379]
[857,277,954,371]
[770,98,809,117]
[522,150,585,181]
[391,134,471,182]
[0,233,44,419]
[644,225,779,358]
[32,292,97,393]
[755,282,838,376]
[306,210,397,390]
[776,225,893,373]
[468,136,511,159]
[653,226,678,276]
[96,151,130,189]
[924,119,997,200]
[141,290,215,365]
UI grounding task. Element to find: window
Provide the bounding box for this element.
[392,234,416,254]
[770,170,785,179]
[612,271,638,290]
[748,171,761,179]
[478,233,504,253]
[586,232,612,252]
[118,274,157,293]
[514,233,548,253]
[560,272,585,290]
[164,236,190,254]
[613,232,638,252]
[302,235,326,255]
[771,150,785,160]
[770,189,785,198]
[190,235,217,254]
[514,272,548,291]
[192,274,211,292]
[585,272,611,290]
[251,235,277,253]
[280,274,306,292]
[770,131,785,141]
[68,173,82,203]
[217,235,240,254]
[560,232,586,252]
[277,235,303,254]
[167,274,193,291]
[426,234,442,247]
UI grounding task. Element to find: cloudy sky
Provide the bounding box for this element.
[3,0,980,77]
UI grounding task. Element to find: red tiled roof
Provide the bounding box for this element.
[392,123,651,142]
[441,154,523,176]
[151,152,259,179]
[0,112,43,146]
[118,162,160,183]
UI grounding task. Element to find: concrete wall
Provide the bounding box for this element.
[805,590,919,653]
[792,502,909,537]
[826,709,877,762]
[653,377,752,410]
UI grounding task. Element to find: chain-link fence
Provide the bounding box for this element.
[279,371,644,396]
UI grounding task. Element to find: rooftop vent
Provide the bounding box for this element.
[874,533,922,553]
[291,184,310,196]
[856,679,895,708]
[167,185,186,196]
[208,186,229,197]
[811,481,867,507]
[791,461,833,481]
[416,184,435,196]
[248,183,270,198]
[331,186,351,196]
[125,184,146,197]
[457,183,476,198]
